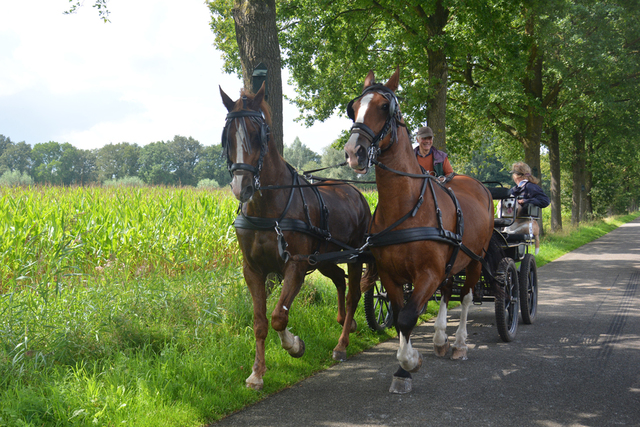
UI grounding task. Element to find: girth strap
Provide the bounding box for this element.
[367,226,460,247]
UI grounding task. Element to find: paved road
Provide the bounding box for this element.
[212,218,640,427]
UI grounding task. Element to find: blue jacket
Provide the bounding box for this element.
[509,180,550,208]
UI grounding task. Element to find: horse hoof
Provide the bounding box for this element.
[332,349,347,361]
[434,340,450,357]
[451,346,468,360]
[289,337,305,358]
[350,319,357,333]
[246,375,264,391]
[389,376,412,394]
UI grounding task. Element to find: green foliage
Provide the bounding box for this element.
[456,140,513,185]
[64,0,110,22]
[195,144,232,188]
[103,176,146,188]
[0,139,32,176]
[197,178,221,189]
[95,142,141,183]
[0,186,240,289]
[0,170,34,187]
[208,0,640,219]
[283,137,321,171]
[0,186,392,425]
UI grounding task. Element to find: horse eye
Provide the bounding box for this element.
[382,103,390,111]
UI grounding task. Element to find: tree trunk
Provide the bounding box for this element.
[522,16,543,181]
[425,0,449,151]
[571,129,586,225]
[548,127,562,231]
[427,47,448,151]
[584,136,594,217]
[233,0,284,155]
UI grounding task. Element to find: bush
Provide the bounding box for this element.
[197,178,221,189]
[103,176,146,187]
[0,170,33,187]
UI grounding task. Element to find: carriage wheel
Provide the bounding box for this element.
[518,254,538,324]
[494,258,520,342]
[364,280,394,331]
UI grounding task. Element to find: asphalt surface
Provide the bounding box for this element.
[212,217,640,427]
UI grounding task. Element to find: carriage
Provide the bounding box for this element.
[363,184,540,343]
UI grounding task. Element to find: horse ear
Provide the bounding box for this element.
[220,86,236,112]
[251,82,266,110]
[385,67,400,92]
[363,70,376,89]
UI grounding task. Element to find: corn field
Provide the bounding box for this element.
[0,186,240,292]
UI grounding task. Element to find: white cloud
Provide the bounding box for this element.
[0,0,344,154]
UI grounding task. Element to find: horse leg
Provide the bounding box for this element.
[451,262,482,360]
[433,278,452,357]
[329,262,363,361]
[243,265,269,390]
[387,274,423,394]
[271,265,306,358]
[317,263,349,330]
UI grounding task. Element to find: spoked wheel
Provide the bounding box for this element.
[494,258,520,342]
[518,253,538,324]
[364,280,393,331]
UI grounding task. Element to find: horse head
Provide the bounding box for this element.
[344,68,401,174]
[220,83,271,203]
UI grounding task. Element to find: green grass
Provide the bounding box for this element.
[0,185,637,426]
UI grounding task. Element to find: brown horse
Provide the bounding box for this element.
[220,83,371,390]
[344,69,496,393]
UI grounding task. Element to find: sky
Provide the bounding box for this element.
[0,0,347,155]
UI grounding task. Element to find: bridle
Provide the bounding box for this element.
[347,84,404,170]
[221,96,271,189]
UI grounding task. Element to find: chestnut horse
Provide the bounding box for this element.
[344,69,496,393]
[220,83,371,390]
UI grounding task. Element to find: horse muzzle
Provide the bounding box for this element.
[344,133,370,174]
[231,171,256,203]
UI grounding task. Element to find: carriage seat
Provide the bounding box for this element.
[489,186,514,227]
[488,186,511,200]
[516,203,541,219]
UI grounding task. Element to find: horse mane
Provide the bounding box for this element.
[238,88,272,126]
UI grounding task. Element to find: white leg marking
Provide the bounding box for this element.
[453,292,472,349]
[277,328,300,353]
[434,299,448,347]
[355,93,374,123]
[397,332,419,371]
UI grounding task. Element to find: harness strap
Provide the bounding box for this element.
[234,163,356,262]
[367,227,459,247]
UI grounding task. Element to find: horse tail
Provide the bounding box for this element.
[361,259,378,293]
